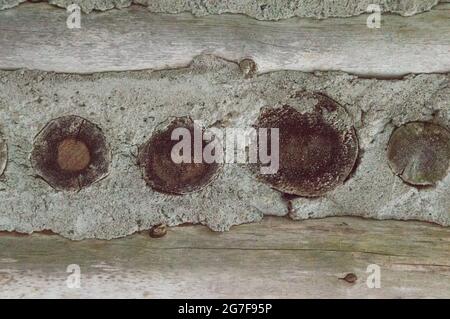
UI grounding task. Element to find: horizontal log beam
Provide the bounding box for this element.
[0,217,449,298]
[0,3,449,76]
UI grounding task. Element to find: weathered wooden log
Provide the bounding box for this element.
[0,3,449,76]
[0,217,449,298]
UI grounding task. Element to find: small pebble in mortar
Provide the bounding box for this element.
[239,58,258,79]
[149,224,167,238]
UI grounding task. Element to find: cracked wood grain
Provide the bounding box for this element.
[0,3,449,77]
[0,217,449,298]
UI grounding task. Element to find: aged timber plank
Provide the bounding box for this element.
[0,3,449,76]
[0,217,449,298]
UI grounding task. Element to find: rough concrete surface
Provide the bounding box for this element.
[0,55,449,239]
[0,0,439,18]
[0,136,6,176]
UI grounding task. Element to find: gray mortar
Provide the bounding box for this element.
[0,0,439,18]
[0,0,23,10]
[0,136,6,176]
[0,55,449,240]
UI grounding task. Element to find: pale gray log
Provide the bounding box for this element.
[0,3,449,77]
[0,217,449,298]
